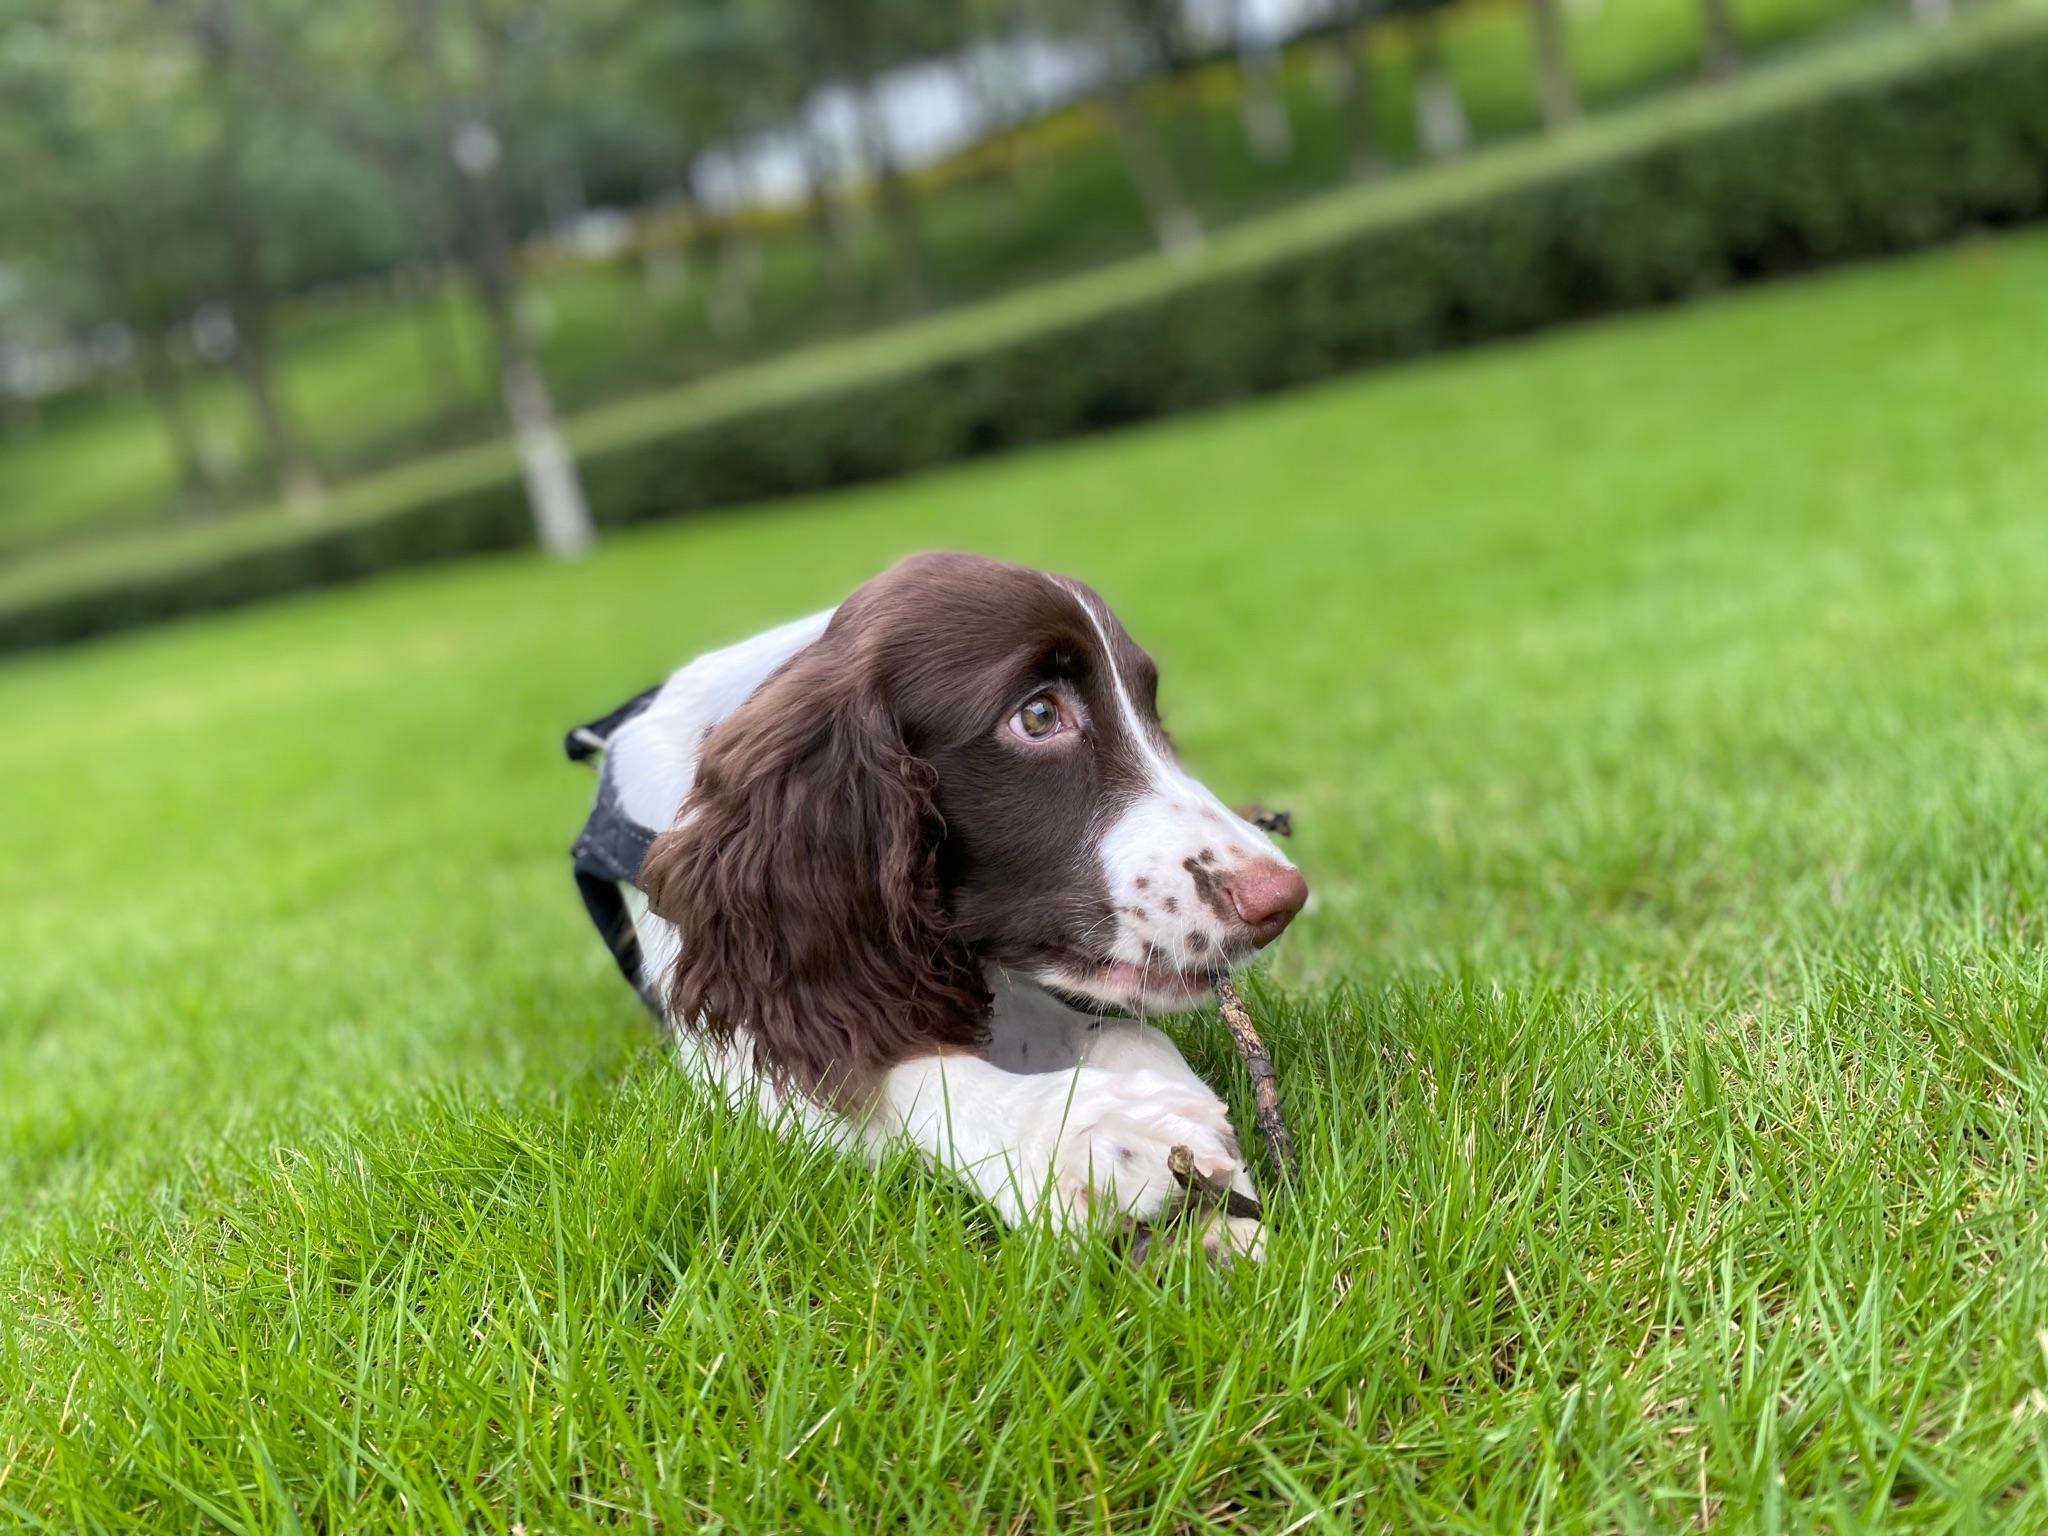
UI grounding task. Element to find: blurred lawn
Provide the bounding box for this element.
[0,0,1890,561]
[4,229,2048,1528]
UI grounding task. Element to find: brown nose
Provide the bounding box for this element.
[1223,861,1309,947]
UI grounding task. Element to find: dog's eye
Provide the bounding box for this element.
[1010,694,1062,742]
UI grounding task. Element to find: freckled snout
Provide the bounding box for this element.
[1223,861,1308,948]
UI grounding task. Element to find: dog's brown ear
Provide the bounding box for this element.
[638,643,988,1097]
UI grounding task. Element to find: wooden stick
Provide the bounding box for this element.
[1215,975,1298,1187]
[1126,1146,1262,1262]
[1166,1145,1263,1220]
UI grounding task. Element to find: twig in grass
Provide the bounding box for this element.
[1166,1144,1265,1220]
[1214,975,1298,1188]
[1127,1145,1263,1263]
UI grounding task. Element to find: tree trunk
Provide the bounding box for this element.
[406,0,591,557]
[1330,0,1385,181]
[1100,80,1204,256]
[70,211,216,508]
[1910,0,1952,25]
[1090,17,1203,258]
[1232,0,1293,165]
[229,313,322,514]
[855,84,930,315]
[451,117,594,559]
[1527,0,1580,130]
[135,328,218,514]
[1698,0,1742,80]
[706,232,761,342]
[187,0,323,512]
[1145,8,1218,187]
[495,335,592,558]
[798,122,861,311]
[226,264,322,514]
[1412,12,1471,162]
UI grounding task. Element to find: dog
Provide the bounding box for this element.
[567,552,1306,1255]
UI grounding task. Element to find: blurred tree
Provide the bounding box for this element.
[1698,0,1742,79]
[1399,0,1470,161]
[1525,0,1580,130]
[2,0,426,516]
[794,0,967,315]
[779,70,865,313]
[222,0,597,555]
[761,0,872,316]
[180,0,326,511]
[956,0,1037,172]
[0,0,226,511]
[0,265,56,437]
[1033,0,1203,257]
[1127,0,1202,84]
[405,0,593,554]
[1096,10,1204,255]
[1327,0,1386,180]
[585,0,774,322]
[1909,0,1952,24]
[1228,0,1294,165]
[389,260,477,431]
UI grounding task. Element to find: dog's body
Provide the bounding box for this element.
[572,553,1305,1253]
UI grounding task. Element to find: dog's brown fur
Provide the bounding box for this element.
[641,554,1175,1095]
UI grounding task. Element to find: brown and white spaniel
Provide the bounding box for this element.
[569,552,1306,1256]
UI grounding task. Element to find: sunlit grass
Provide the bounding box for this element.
[4,227,2048,1528]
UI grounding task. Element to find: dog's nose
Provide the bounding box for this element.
[1224,861,1308,948]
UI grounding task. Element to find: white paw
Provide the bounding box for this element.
[1037,1069,1265,1259]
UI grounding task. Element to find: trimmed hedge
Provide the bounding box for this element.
[7,13,2048,653]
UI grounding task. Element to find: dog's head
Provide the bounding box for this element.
[640,552,1307,1093]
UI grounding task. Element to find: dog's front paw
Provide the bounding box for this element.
[1038,1069,1264,1259]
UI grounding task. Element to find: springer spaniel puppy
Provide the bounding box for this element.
[567,552,1306,1256]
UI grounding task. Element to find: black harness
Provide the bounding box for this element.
[565,683,663,1014]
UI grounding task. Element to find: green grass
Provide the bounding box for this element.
[8,229,2048,1530]
[0,0,1893,562]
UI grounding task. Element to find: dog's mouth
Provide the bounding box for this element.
[1036,948,1244,1014]
[1100,958,1216,1003]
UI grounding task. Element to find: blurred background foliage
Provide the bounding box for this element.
[0,0,2014,617]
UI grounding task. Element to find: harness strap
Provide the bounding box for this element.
[566,683,663,1015]
[564,682,662,763]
